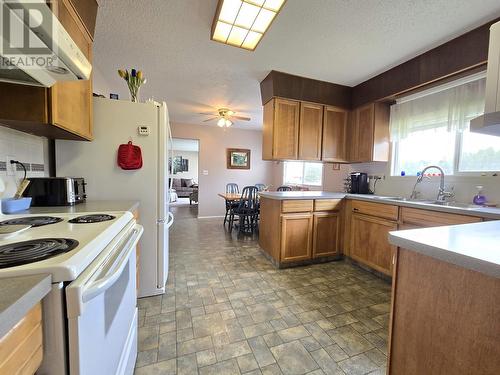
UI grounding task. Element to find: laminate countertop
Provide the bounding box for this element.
[389,221,500,278]
[259,191,500,220]
[12,200,140,215]
[0,274,51,337]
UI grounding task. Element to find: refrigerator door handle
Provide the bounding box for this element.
[157,212,174,226]
[166,212,174,228]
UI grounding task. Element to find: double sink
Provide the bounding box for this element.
[368,196,479,209]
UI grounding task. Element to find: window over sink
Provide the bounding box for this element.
[390,74,500,176]
[283,161,323,186]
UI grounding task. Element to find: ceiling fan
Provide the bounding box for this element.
[199,108,251,127]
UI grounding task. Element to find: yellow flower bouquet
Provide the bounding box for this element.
[118,68,146,102]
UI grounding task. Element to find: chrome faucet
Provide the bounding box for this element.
[410,165,455,202]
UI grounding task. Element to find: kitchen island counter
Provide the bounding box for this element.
[389,220,500,278]
[386,221,500,374]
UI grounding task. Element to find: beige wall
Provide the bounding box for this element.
[170,122,274,217]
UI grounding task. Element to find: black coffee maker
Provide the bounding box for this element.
[349,172,370,194]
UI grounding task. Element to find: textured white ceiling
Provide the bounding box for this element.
[93,0,500,130]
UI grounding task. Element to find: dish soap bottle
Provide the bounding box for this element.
[473,186,487,205]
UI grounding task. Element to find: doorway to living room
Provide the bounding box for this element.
[169,138,199,218]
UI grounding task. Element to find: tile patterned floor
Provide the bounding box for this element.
[135,210,391,375]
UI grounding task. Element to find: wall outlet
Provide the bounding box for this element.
[6,156,15,176]
[202,170,208,175]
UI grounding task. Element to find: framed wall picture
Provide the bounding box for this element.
[227,148,251,169]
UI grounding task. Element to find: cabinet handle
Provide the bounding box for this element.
[353,208,359,212]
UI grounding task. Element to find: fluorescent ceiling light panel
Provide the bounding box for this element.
[235,2,260,28]
[211,0,286,50]
[227,26,249,46]
[219,0,242,23]
[263,0,285,12]
[212,21,232,42]
[252,8,275,33]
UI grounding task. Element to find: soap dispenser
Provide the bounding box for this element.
[472,185,487,205]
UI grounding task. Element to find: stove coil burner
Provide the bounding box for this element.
[68,214,116,224]
[0,216,63,227]
[0,238,79,268]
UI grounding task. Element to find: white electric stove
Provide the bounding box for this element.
[0,211,143,375]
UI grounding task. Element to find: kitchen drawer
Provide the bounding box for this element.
[282,200,313,213]
[314,199,342,212]
[351,200,398,221]
[401,207,482,227]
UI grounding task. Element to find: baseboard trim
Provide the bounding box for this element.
[197,215,224,219]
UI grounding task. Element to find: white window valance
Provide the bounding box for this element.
[389,75,486,141]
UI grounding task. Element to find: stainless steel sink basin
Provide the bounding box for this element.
[429,201,479,209]
[376,196,481,209]
[378,197,435,204]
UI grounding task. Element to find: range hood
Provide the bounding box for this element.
[0,0,92,87]
[471,21,500,136]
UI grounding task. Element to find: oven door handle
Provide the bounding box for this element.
[81,225,143,303]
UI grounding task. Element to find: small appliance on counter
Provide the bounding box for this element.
[348,172,370,194]
[23,177,86,206]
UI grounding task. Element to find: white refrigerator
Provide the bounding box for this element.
[56,97,174,298]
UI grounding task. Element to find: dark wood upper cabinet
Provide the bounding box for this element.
[298,102,323,161]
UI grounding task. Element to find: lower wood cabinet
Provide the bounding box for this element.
[400,207,481,229]
[312,212,340,258]
[259,197,342,265]
[0,303,43,375]
[280,213,313,262]
[350,213,397,275]
[388,248,500,374]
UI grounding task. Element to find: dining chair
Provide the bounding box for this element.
[277,185,292,191]
[255,183,266,191]
[230,185,259,234]
[224,183,240,226]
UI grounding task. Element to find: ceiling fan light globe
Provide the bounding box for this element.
[225,119,233,127]
[217,118,226,127]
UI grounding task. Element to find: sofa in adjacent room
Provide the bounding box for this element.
[170,178,198,198]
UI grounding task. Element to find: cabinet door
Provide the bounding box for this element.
[281,213,313,262]
[346,111,358,162]
[50,0,93,140]
[350,213,397,275]
[356,104,375,162]
[273,98,300,160]
[322,106,347,162]
[312,212,340,258]
[298,102,323,160]
[262,100,274,160]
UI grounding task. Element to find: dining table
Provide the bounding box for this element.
[217,192,243,202]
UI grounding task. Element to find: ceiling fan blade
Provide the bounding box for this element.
[202,117,218,122]
[232,116,251,121]
[198,112,217,115]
